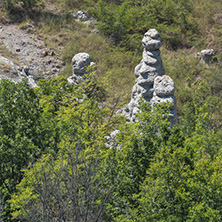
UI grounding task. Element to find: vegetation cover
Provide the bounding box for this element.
[0,75,221,221]
[0,0,222,221]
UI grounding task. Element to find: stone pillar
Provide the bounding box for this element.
[123,29,177,124]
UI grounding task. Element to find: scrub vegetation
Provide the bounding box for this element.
[0,0,222,221]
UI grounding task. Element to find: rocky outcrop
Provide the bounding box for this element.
[0,55,37,87]
[150,75,177,124]
[123,29,177,124]
[74,11,89,22]
[0,24,65,79]
[196,49,217,64]
[67,52,95,85]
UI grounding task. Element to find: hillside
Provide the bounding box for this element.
[0,0,222,117]
[0,0,222,221]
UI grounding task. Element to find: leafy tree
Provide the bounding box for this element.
[0,79,44,219]
[7,85,222,222]
[130,109,222,221]
[9,74,119,221]
[0,77,76,220]
[103,102,175,219]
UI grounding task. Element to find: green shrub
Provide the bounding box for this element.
[86,0,197,52]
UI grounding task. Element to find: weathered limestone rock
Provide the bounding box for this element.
[0,55,37,88]
[67,52,96,85]
[196,49,217,64]
[105,130,121,149]
[123,29,177,124]
[150,75,177,124]
[123,29,165,121]
[74,11,88,21]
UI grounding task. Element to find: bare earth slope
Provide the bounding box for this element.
[0,23,64,82]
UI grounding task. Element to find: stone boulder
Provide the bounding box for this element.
[153,75,175,97]
[197,49,217,64]
[74,11,88,21]
[150,75,177,125]
[105,130,121,149]
[142,29,162,51]
[0,55,37,88]
[67,52,96,85]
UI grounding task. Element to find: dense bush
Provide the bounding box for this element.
[84,0,197,52]
[0,72,220,221]
[8,93,222,221]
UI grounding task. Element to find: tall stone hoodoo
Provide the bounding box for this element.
[123,29,177,124]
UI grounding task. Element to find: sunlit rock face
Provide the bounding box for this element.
[123,29,177,124]
[0,55,38,88]
[150,75,178,125]
[196,49,217,64]
[67,52,95,85]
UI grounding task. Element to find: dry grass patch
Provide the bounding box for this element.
[0,46,20,65]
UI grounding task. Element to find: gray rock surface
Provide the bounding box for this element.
[123,29,165,121]
[153,75,175,96]
[0,55,37,87]
[74,11,88,21]
[0,24,65,80]
[150,75,177,124]
[105,130,121,149]
[197,49,217,64]
[123,29,177,124]
[67,52,96,85]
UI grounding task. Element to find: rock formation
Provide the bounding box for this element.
[0,55,37,88]
[196,49,217,64]
[150,75,177,124]
[74,11,88,22]
[67,52,96,85]
[123,29,177,124]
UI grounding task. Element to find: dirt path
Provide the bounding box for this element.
[0,23,64,81]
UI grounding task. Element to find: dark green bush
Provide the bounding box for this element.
[86,0,197,52]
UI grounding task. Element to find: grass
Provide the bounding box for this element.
[0,46,20,65]
[22,7,139,103]
[0,61,12,72]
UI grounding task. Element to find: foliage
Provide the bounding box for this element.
[0,79,44,220]
[8,74,121,221]
[0,0,222,221]
[3,77,222,221]
[113,105,222,221]
[85,0,197,52]
[101,102,174,219]
[10,143,110,221]
[135,126,222,221]
[161,52,222,134]
[3,0,44,11]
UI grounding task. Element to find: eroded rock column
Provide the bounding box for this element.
[123,29,177,124]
